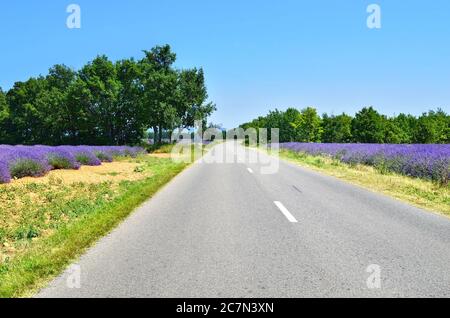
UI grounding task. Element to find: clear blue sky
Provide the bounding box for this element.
[0,0,449,128]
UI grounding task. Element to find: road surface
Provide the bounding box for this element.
[38,142,450,297]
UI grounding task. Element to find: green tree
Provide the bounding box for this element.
[115,58,146,144]
[64,78,94,144]
[176,68,216,130]
[35,65,79,145]
[265,109,286,142]
[291,107,322,142]
[241,116,268,131]
[282,108,301,142]
[0,45,216,145]
[0,88,10,143]
[6,77,48,144]
[392,113,416,144]
[78,55,122,144]
[322,113,353,143]
[140,45,178,143]
[413,109,450,144]
[383,117,404,144]
[351,106,385,143]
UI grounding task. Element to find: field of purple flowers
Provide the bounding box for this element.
[280,143,450,185]
[0,145,145,184]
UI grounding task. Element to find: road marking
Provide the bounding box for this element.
[274,201,298,223]
[247,168,254,174]
[293,185,302,193]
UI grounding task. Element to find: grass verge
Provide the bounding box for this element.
[0,156,188,297]
[275,148,450,217]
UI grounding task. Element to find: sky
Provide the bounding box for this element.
[0,0,449,128]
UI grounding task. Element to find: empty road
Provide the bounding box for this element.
[38,142,450,297]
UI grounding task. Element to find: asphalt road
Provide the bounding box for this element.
[38,142,450,297]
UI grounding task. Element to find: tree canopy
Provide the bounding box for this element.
[0,45,216,145]
[351,107,385,143]
[241,106,449,144]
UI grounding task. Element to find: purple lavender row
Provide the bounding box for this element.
[280,143,450,184]
[0,145,145,184]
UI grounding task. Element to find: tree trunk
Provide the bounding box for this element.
[153,126,158,144]
[158,124,163,144]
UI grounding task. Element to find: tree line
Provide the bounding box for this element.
[240,106,450,144]
[0,45,215,146]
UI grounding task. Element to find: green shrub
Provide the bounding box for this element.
[0,229,6,243]
[14,225,40,240]
[146,143,174,154]
[94,152,113,162]
[10,159,45,179]
[75,154,90,165]
[48,156,72,170]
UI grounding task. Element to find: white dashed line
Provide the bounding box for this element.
[247,168,254,174]
[274,201,298,223]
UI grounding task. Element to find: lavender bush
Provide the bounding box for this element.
[0,161,10,183]
[0,145,145,184]
[280,143,450,185]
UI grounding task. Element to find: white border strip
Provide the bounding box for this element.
[274,201,298,223]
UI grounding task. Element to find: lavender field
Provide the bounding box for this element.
[0,145,145,184]
[280,143,450,185]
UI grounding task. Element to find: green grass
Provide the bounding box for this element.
[149,142,209,157]
[148,143,176,154]
[0,156,188,297]
[274,148,450,217]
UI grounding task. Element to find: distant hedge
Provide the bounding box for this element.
[240,106,449,144]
